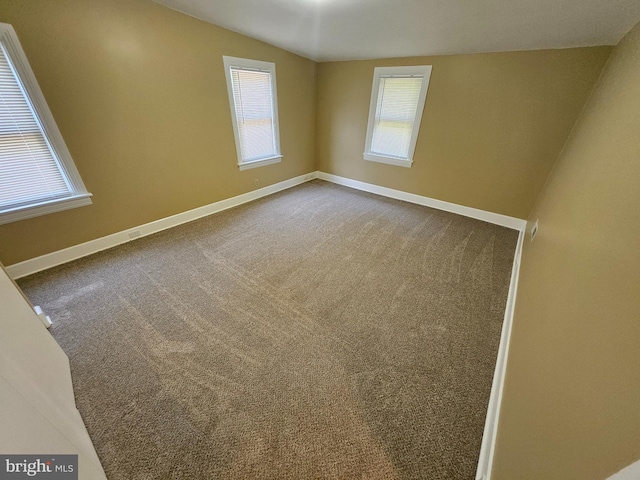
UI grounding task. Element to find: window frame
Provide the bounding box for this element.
[363,65,432,168]
[222,56,282,171]
[0,23,92,225]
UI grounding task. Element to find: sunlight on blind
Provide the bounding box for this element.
[0,43,71,211]
[230,68,276,162]
[370,76,423,159]
[0,44,70,210]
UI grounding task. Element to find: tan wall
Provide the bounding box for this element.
[493,20,640,480]
[0,0,317,265]
[317,48,610,219]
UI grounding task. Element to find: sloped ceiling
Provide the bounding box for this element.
[153,0,640,61]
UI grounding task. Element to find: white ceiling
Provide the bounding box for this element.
[153,0,640,62]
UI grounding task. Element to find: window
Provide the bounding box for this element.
[0,23,91,225]
[223,56,281,171]
[364,65,432,168]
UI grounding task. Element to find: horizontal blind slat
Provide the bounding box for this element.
[371,76,423,159]
[231,67,277,162]
[0,39,72,211]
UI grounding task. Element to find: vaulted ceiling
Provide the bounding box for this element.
[153,0,640,61]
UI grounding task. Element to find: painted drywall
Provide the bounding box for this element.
[0,0,317,265]
[0,263,106,478]
[492,20,640,480]
[317,48,610,219]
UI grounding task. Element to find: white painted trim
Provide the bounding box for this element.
[606,459,640,480]
[363,152,413,168]
[475,228,524,480]
[0,194,92,226]
[7,171,527,280]
[315,172,527,231]
[238,155,282,171]
[6,172,316,279]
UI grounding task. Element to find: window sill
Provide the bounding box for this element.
[0,193,93,225]
[363,153,413,168]
[238,155,282,171]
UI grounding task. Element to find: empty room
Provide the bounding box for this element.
[1,0,639,479]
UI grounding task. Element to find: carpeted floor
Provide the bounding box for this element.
[18,180,518,479]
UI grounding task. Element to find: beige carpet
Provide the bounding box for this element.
[19,180,518,479]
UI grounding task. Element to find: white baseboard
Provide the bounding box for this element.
[8,171,526,279]
[6,172,317,279]
[315,172,527,231]
[475,228,525,480]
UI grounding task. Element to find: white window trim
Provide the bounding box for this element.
[363,65,432,168]
[237,155,282,171]
[222,56,282,170]
[0,23,92,225]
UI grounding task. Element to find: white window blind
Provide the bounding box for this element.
[0,23,91,224]
[230,68,276,162]
[223,56,281,171]
[0,43,71,211]
[370,76,423,159]
[364,65,432,168]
